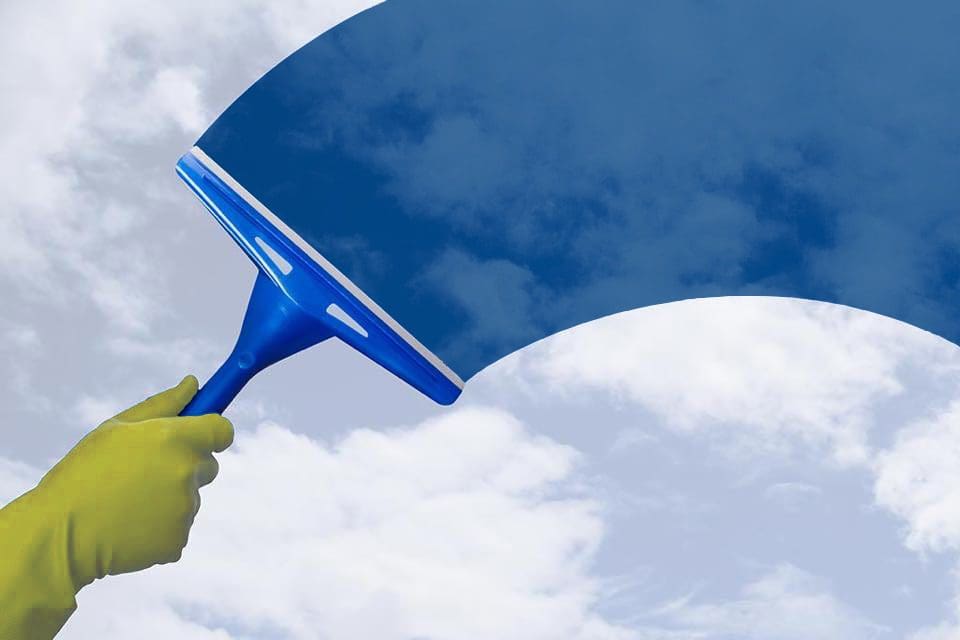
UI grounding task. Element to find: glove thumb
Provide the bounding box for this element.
[112,376,199,422]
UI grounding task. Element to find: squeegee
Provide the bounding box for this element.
[176,147,462,413]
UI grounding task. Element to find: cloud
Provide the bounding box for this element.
[873,400,960,554]
[505,297,958,465]
[63,407,628,640]
[420,248,548,365]
[472,298,960,636]
[657,564,888,640]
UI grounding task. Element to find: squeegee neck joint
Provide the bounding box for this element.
[181,271,333,416]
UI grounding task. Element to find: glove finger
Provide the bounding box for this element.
[194,455,220,488]
[113,375,199,422]
[169,414,235,453]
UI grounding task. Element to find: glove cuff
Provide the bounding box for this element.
[0,488,80,638]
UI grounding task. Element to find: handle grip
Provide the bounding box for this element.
[180,354,258,416]
[180,271,334,416]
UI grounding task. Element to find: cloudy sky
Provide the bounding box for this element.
[6,296,960,639]
[3,1,960,639]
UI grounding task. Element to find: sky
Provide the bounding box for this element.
[3,1,960,639]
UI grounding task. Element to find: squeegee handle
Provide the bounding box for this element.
[180,355,256,416]
[180,271,334,416]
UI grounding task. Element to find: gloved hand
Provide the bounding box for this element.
[0,376,234,640]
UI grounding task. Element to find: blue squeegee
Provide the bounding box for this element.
[176,148,463,414]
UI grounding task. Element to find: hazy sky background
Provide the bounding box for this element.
[3,1,960,639]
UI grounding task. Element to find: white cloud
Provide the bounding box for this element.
[63,407,628,640]
[505,297,958,466]
[99,66,209,141]
[873,400,960,554]
[470,298,960,636]
[657,564,888,640]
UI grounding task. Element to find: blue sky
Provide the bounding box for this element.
[201,0,960,378]
[3,1,960,639]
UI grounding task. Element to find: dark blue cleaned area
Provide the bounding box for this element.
[199,0,960,379]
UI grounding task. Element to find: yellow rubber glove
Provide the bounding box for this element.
[0,376,233,640]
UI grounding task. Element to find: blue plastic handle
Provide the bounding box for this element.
[180,270,334,416]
